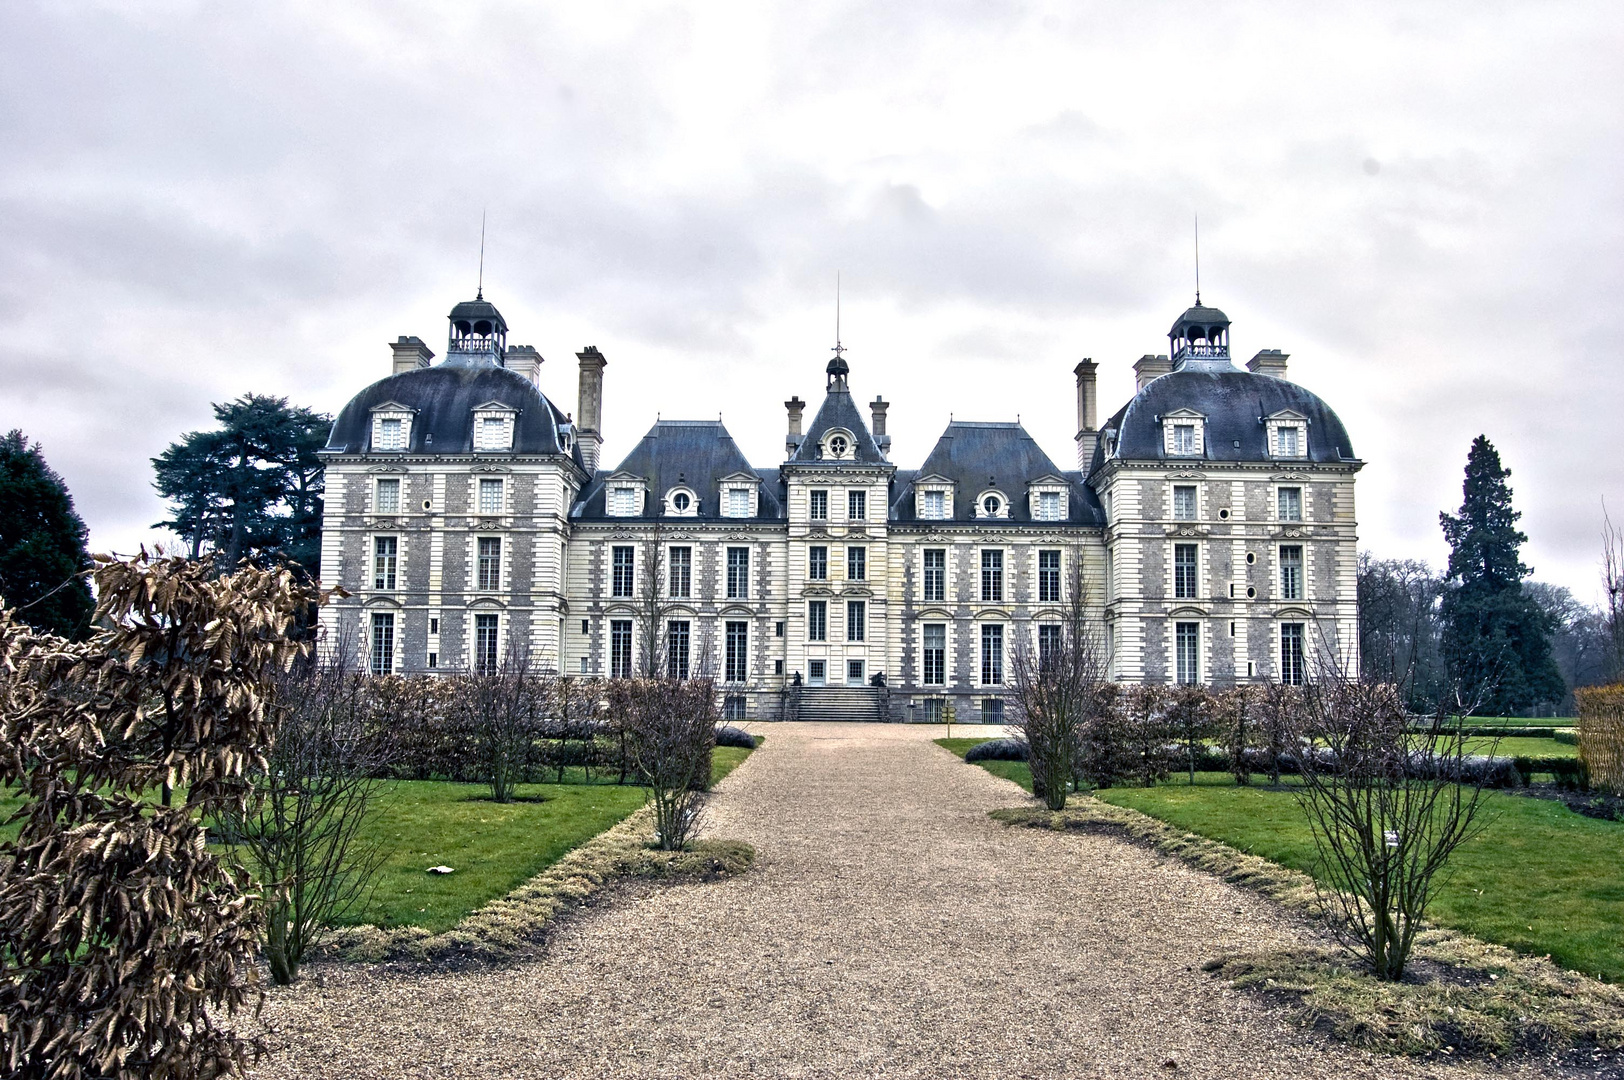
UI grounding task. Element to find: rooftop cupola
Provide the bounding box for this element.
[827,340,850,391]
[446,292,509,365]
[1168,300,1231,368]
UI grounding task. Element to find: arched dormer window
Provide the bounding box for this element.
[822,429,855,461]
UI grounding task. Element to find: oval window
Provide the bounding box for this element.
[672,492,691,511]
[983,495,1001,516]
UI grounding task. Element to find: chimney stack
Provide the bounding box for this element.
[1133,353,1172,391]
[576,346,607,472]
[785,396,805,457]
[870,396,891,456]
[1073,358,1098,469]
[505,344,543,385]
[1247,349,1289,380]
[390,336,434,374]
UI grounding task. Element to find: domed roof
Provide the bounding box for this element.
[1170,302,1230,335]
[448,297,508,334]
[324,363,579,460]
[1094,364,1356,470]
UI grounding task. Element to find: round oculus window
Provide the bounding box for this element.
[828,435,848,457]
[982,495,1001,516]
[1245,551,1257,565]
[1218,508,1230,519]
[672,492,690,511]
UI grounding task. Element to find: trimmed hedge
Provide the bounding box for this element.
[714,725,757,750]
[965,738,1025,763]
[1577,685,1624,795]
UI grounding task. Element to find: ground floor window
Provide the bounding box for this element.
[667,620,690,680]
[921,697,945,722]
[724,694,747,721]
[725,620,748,682]
[982,697,1004,724]
[610,619,632,678]
[1281,622,1306,685]
[370,612,394,675]
[1175,621,1200,684]
[981,624,1003,685]
[1037,622,1062,672]
[475,613,499,674]
[923,623,946,685]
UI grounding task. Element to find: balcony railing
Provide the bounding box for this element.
[1173,343,1229,362]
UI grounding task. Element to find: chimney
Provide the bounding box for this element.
[1247,349,1289,380]
[576,346,607,472]
[1133,353,1172,392]
[870,396,891,456]
[504,345,543,385]
[785,396,805,457]
[1073,358,1098,469]
[390,336,433,374]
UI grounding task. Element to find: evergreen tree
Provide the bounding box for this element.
[0,430,95,638]
[152,395,331,578]
[1438,435,1564,715]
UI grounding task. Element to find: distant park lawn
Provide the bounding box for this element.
[937,738,1624,983]
[1,740,761,935]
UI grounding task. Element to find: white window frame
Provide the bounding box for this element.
[1266,415,1309,460]
[1162,411,1206,457]
[723,485,755,518]
[1026,483,1068,522]
[371,411,411,452]
[976,490,1010,520]
[1171,484,1198,522]
[374,476,401,514]
[473,410,515,451]
[1175,622,1201,684]
[608,484,643,517]
[476,476,505,516]
[665,487,698,516]
[1276,485,1304,523]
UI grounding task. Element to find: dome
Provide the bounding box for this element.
[448,298,509,337]
[1170,302,1230,334]
[324,363,579,459]
[1096,365,1356,468]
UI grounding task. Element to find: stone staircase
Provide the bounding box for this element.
[792,686,889,723]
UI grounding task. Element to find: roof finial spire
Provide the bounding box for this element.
[1193,212,1201,305]
[832,271,845,359]
[477,209,487,301]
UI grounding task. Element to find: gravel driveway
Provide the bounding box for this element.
[250,722,1539,1078]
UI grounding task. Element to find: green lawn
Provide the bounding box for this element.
[936,739,1624,983]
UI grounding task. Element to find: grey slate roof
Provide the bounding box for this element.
[324,363,581,462]
[1091,362,1357,473]
[890,421,1105,526]
[788,389,887,464]
[573,420,785,521]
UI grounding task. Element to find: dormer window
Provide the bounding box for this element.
[666,488,697,516]
[924,491,944,518]
[1276,426,1299,456]
[472,405,515,451]
[1027,479,1068,522]
[721,478,758,518]
[610,486,638,516]
[1173,425,1195,453]
[829,435,848,456]
[371,408,412,452]
[822,430,855,460]
[727,488,749,517]
[1265,412,1309,460]
[1163,410,1206,457]
[1038,491,1060,521]
[977,492,1008,519]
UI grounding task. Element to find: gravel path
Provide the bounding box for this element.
[250,722,1537,1079]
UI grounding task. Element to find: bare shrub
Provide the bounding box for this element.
[1220,685,1259,785]
[608,677,717,850]
[1075,682,1135,789]
[1256,682,1305,785]
[1121,683,1177,786]
[447,649,553,803]
[215,649,389,986]
[1295,673,1498,981]
[0,551,309,1079]
[1008,567,1108,810]
[1167,684,1217,784]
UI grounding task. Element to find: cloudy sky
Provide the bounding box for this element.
[2,1,1620,601]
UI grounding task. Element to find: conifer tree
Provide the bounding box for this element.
[1438,435,1564,715]
[0,431,95,639]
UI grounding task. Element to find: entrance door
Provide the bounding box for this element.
[808,659,826,686]
[847,659,865,685]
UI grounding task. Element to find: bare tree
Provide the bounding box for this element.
[216,646,389,985]
[1008,560,1109,810]
[1293,652,1498,981]
[608,677,718,849]
[1603,503,1624,683]
[636,518,668,678]
[451,644,549,803]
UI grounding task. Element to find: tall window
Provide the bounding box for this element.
[847,546,866,581]
[1039,491,1061,521]
[725,621,748,682]
[1038,623,1062,672]
[726,547,749,599]
[1038,550,1061,603]
[923,549,946,602]
[807,600,827,642]
[1281,622,1305,685]
[1172,424,1196,454]
[923,624,946,685]
[981,624,1003,684]
[980,549,1003,602]
[1277,487,1303,522]
[667,620,690,680]
[609,486,637,516]
[846,600,865,642]
[477,537,501,591]
[478,477,504,514]
[375,477,400,514]
[726,488,750,517]
[848,490,866,520]
[1279,545,1303,601]
[373,536,397,590]
[611,545,634,597]
[923,490,945,519]
[1176,622,1200,684]
[370,612,394,675]
[808,545,828,580]
[1172,484,1197,521]
[475,613,499,674]
[1173,544,1198,599]
[669,546,691,598]
[376,417,404,450]
[809,489,828,520]
[477,416,510,450]
[1276,426,1300,456]
[610,620,632,678]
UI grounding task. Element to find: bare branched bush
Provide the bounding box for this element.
[1219,685,1259,785]
[1009,571,1109,809]
[607,677,717,850]
[0,551,309,1079]
[1166,684,1217,784]
[215,647,389,985]
[1256,682,1305,785]
[447,648,552,803]
[1074,682,1135,789]
[1294,669,1498,981]
[1120,683,1178,787]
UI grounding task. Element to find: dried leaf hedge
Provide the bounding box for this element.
[0,552,311,1080]
[1577,684,1624,795]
